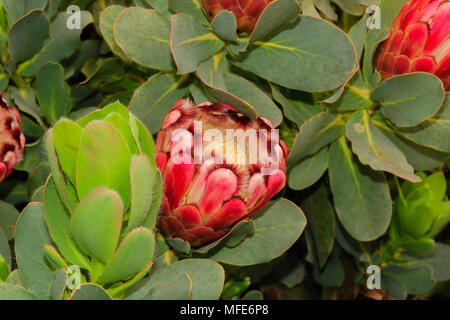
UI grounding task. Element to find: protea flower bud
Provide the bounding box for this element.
[0,94,25,182]
[374,0,450,90]
[203,0,274,33]
[156,100,287,246]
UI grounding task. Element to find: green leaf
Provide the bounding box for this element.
[347,14,368,61]
[127,155,156,232]
[211,10,237,42]
[76,101,129,127]
[14,202,53,299]
[301,184,335,267]
[0,283,37,300]
[330,71,372,111]
[76,121,132,209]
[169,0,209,25]
[52,118,82,183]
[69,283,112,300]
[397,97,450,153]
[50,268,68,300]
[113,7,172,70]
[98,228,154,284]
[287,112,345,167]
[313,254,345,287]
[382,264,435,295]
[80,58,125,88]
[362,28,389,87]
[43,245,69,271]
[0,228,11,267]
[405,243,450,282]
[35,63,71,124]
[129,73,189,134]
[346,110,420,182]
[5,270,26,287]
[7,10,49,74]
[70,188,123,264]
[270,84,322,126]
[145,0,172,18]
[328,137,391,241]
[288,147,328,190]
[0,254,10,281]
[17,10,93,77]
[205,198,306,266]
[43,177,92,271]
[9,86,44,127]
[234,15,357,92]
[247,0,301,45]
[126,259,224,300]
[0,200,20,240]
[371,73,445,127]
[99,5,128,61]
[373,117,448,171]
[2,0,46,26]
[171,13,224,74]
[103,112,138,154]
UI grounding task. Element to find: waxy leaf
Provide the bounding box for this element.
[234,15,357,92]
[43,178,91,271]
[287,112,345,167]
[76,121,132,208]
[2,0,46,26]
[69,283,112,300]
[247,0,301,45]
[52,118,82,183]
[371,73,445,127]
[126,259,224,300]
[346,110,420,182]
[71,188,123,264]
[289,147,328,190]
[205,198,306,266]
[35,63,71,124]
[114,7,172,70]
[330,71,372,111]
[98,228,154,284]
[127,155,156,233]
[129,73,189,134]
[0,283,37,300]
[373,117,448,171]
[301,184,335,267]
[382,264,435,295]
[7,10,49,74]
[271,84,322,126]
[18,11,93,77]
[211,10,237,42]
[0,228,10,268]
[362,28,389,87]
[0,200,20,241]
[169,0,209,24]
[76,101,129,127]
[171,13,224,74]
[15,203,53,299]
[405,243,450,282]
[328,137,391,241]
[99,5,128,61]
[397,98,450,153]
[50,269,68,300]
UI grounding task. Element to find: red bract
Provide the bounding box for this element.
[203,0,274,33]
[374,0,450,90]
[0,94,25,182]
[156,100,287,246]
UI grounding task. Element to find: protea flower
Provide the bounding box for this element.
[156,100,287,246]
[0,94,25,182]
[203,0,274,33]
[374,0,450,90]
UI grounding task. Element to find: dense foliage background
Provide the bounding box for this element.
[0,0,448,300]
